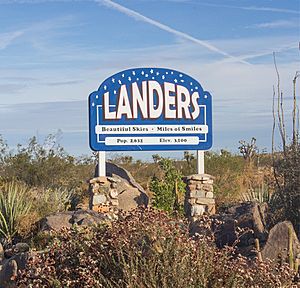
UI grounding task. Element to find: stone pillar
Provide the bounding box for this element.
[89,176,120,214]
[184,174,215,220]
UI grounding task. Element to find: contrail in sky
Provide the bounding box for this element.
[195,2,300,15]
[96,0,250,65]
[0,30,24,50]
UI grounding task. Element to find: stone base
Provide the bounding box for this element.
[184,174,215,219]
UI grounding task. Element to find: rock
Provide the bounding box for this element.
[107,176,120,183]
[93,205,110,213]
[110,182,118,189]
[13,243,30,254]
[39,210,111,232]
[189,190,206,198]
[38,211,73,231]
[110,199,119,206]
[90,176,109,184]
[262,221,300,262]
[93,162,149,211]
[109,189,118,199]
[185,174,213,181]
[0,259,17,286]
[92,194,107,205]
[0,243,4,263]
[105,162,147,196]
[71,210,108,226]
[206,192,214,198]
[205,201,268,257]
[10,252,28,270]
[195,198,215,205]
[118,187,147,211]
[222,201,268,241]
[191,205,206,217]
[4,243,30,262]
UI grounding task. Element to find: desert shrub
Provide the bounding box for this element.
[0,181,32,244]
[30,186,74,216]
[204,151,246,203]
[0,182,75,242]
[1,134,94,189]
[269,63,300,233]
[150,158,185,213]
[0,134,95,206]
[17,209,297,287]
[270,145,300,233]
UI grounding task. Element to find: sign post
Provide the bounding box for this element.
[197,150,205,174]
[89,68,212,172]
[98,151,106,177]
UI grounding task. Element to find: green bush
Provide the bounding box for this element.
[150,157,185,213]
[16,209,297,287]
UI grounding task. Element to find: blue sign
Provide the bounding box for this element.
[89,68,212,151]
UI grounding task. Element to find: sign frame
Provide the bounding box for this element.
[89,67,212,152]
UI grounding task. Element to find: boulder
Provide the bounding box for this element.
[0,259,17,287]
[71,210,108,226]
[106,162,145,194]
[262,221,300,262]
[38,211,73,231]
[118,187,148,211]
[219,201,268,242]
[39,210,111,232]
[4,243,30,259]
[94,162,149,211]
[190,201,269,257]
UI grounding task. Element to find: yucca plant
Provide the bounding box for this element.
[0,181,32,243]
[242,183,271,204]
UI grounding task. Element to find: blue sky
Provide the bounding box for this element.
[0,0,299,160]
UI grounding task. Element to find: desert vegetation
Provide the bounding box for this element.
[16,209,297,287]
[0,61,299,286]
[0,132,299,287]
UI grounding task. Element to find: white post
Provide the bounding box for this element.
[98,151,106,177]
[197,150,205,174]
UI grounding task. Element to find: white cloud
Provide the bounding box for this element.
[96,0,250,65]
[249,19,300,29]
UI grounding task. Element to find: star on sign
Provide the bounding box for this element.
[112,78,115,83]
[174,79,178,83]
[150,69,154,74]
